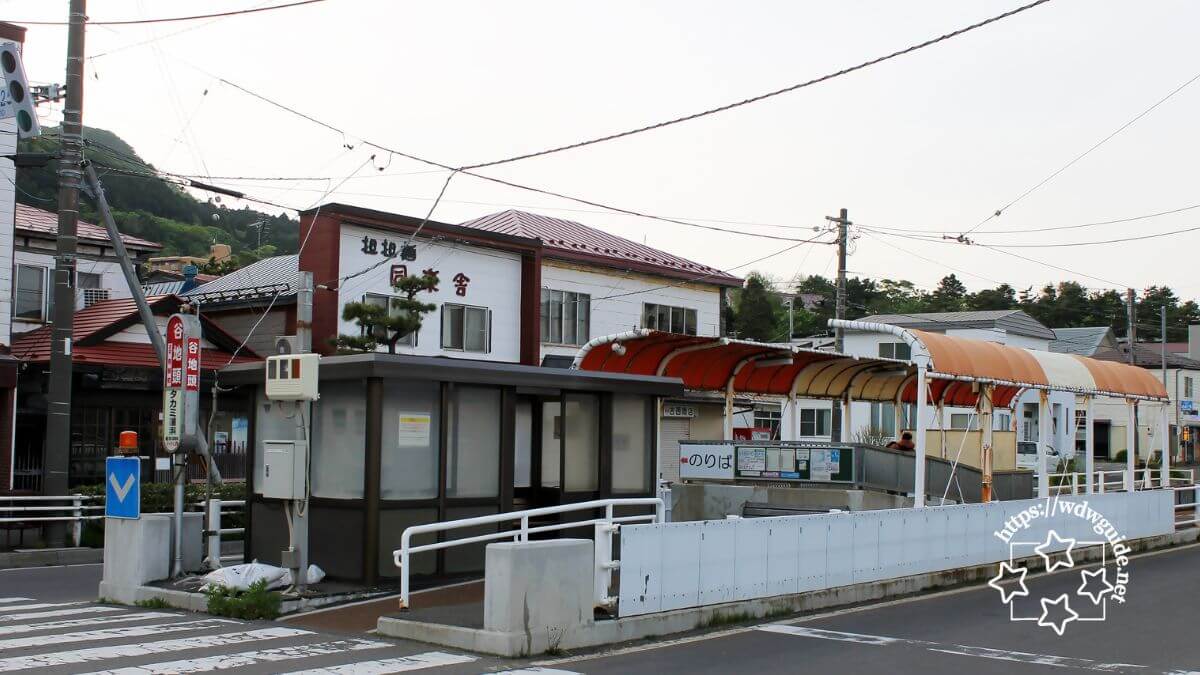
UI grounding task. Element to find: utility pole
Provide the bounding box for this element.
[827,208,850,442]
[1126,288,1137,365]
[1161,305,1168,388]
[43,0,87,541]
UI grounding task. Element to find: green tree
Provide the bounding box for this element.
[926,274,968,312]
[334,274,438,353]
[729,272,785,341]
[967,284,1017,311]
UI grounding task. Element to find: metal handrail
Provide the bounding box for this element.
[393,497,664,610]
[1047,468,1195,495]
[1172,484,1200,528]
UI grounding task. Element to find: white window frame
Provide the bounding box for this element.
[642,302,698,335]
[950,413,979,430]
[753,406,782,438]
[14,264,47,321]
[541,289,590,346]
[878,342,912,360]
[1186,376,1194,400]
[362,293,418,348]
[441,302,491,354]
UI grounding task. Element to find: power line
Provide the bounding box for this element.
[458,0,1054,171]
[861,222,1200,249]
[14,0,331,26]
[862,201,1200,236]
[963,67,1200,236]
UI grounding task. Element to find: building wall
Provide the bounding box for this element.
[11,248,137,336]
[0,116,14,347]
[336,223,524,363]
[206,307,289,359]
[539,260,724,360]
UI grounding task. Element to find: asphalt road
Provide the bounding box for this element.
[2,545,1198,674]
[540,543,1200,675]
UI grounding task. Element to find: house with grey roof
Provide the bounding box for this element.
[184,254,300,358]
[1049,326,1117,356]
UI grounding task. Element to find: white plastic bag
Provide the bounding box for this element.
[278,564,325,588]
[199,561,288,591]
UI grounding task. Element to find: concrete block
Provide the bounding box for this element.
[101,515,172,602]
[177,512,203,574]
[483,539,593,654]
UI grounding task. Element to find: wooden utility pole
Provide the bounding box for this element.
[827,209,850,442]
[1126,288,1136,365]
[43,1,86,538]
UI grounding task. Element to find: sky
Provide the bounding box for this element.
[11,0,1200,298]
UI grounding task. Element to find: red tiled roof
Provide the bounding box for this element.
[15,203,161,250]
[458,210,742,287]
[65,295,176,342]
[11,337,256,369]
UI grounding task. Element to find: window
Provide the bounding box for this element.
[447,386,501,498]
[878,342,912,360]
[869,402,917,438]
[612,395,650,493]
[1186,377,1194,400]
[362,293,417,347]
[1074,408,1087,456]
[754,406,782,439]
[799,408,832,437]
[441,303,490,353]
[541,289,590,345]
[950,413,979,430]
[642,303,697,335]
[994,412,1012,431]
[14,264,46,320]
[77,272,101,289]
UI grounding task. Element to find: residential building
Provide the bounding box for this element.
[183,254,299,358]
[458,210,742,482]
[1049,326,1117,356]
[9,296,258,490]
[0,22,24,497]
[9,203,161,337]
[146,243,231,275]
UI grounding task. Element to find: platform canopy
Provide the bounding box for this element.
[572,325,1169,407]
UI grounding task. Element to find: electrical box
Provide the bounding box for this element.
[265,353,320,401]
[262,439,307,500]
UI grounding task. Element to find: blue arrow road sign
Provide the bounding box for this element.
[105,456,141,519]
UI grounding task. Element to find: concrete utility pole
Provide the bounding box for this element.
[290,271,314,594]
[43,0,86,539]
[827,209,850,442]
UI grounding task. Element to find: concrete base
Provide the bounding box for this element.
[377,529,1199,657]
[482,539,594,655]
[671,483,912,522]
[97,581,397,615]
[98,513,204,604]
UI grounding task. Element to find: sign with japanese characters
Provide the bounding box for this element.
[679,442,735,480]
[162,313,202,453]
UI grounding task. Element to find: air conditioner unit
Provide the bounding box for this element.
[274,335,302,355]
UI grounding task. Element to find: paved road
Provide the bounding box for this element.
[4,545,1199,674]
[539,543,1200,675]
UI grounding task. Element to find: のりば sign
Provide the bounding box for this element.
[679,443,735,480]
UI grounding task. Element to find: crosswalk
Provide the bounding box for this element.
[0,596,488,674]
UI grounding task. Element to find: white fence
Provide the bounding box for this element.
[617,490,1173,617]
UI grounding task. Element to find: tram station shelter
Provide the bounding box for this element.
[572,320,1171,505]
[220,352,681,583]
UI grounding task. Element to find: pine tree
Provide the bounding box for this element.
[334,273,438,353]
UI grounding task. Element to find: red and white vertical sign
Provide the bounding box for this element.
[185,337,200,392]
[165,315,185,388]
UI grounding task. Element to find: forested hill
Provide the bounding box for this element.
[15,126,297,266]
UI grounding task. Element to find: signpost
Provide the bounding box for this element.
[104,456,141,520]
[162,313,201,577]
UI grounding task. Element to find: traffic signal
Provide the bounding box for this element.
[0,42,40,139]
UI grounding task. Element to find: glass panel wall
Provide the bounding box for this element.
[611,395,649,493]
[311,381,367,499]
[447,386,501,498]
[541,400,561,487]
[381,380,440,500]
[564,393,599,492]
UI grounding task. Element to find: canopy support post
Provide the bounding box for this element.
[937,393,947,459]
[723,379,734,441]
[1084,396,1095,494]
[1161,403,1171,488]
[781,394,797,442]
[914,367,928,508]
[1038,390,1050,499]
[1125,399,1137,492]
[980,385,994,503]
[842,392,853,443]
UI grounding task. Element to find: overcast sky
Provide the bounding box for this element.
[13,0,1200,297]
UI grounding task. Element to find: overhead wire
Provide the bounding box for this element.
[862,201,1200,236]
[13,0,332,26]
[962,67,1200,236]
[457,0,1055,170]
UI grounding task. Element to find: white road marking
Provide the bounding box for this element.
[758,625,1146,671]
[0,612,176,637]
[492,669,582,674]
[77,638,394,674]
[0,626,311,671]
[0,600,31,605]
[0,601,85,613]
[0,606,124,622]
[0,563,103,572]
[277,651,478,674]
[0,618,236,650]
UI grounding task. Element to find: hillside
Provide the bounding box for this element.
[15,126,298,266]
